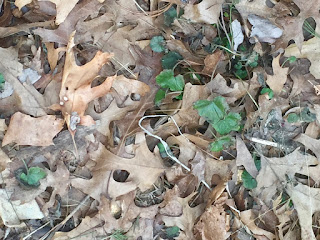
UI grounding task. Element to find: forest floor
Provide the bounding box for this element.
[1,0,320,239]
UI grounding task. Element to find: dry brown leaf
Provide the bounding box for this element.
[305,122,320,139]
[45,42,66,71]
[55,31,115,131]
[240,210,275,240]
[206,73,260,104]
[34,0,102,44]
[0,149,10,172]
[183,0,224,24]
[72,132,166,200]
[194,193,229,240]
[2,112,64,147]
[295,133,320,159]
[202,50,223,75]
[253,149,320,207]
[165,135,234,186]
[54,191,158,240]
[286,183,320,240]
[0,189,44,227]
[75,12,114,44]
[0,47,46,117]
[266,55,288,95]
[285,37,320,79]
[160,186,205,239]
[166,39,203,64]
[289,71,307,98]
[236,135,258,178]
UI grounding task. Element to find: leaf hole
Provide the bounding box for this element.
[113,170,130,182]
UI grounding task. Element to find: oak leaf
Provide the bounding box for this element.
[72,132,166,200]
[55,31,115,132]
[53,191,158,239]
[2,112,64,147]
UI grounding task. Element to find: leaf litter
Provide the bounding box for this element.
[1,0,320,239]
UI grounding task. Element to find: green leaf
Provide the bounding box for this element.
[288,56,297,63]
[150,36,166,53]
[165,226,180,238]
[156,70,185,91]
[287,113,299,123]
[213,112,241,134]
[301,107,316,122]
[260,87,274,99]
[161,51,183,69]
[242,170,257,189]
[155,89,166,106]
[235,68,248,79]
[0,73,5,92]
[164,6,183,26]
[19,167,47,186]
[194,97,229,124]
[246,51,259,67]
[194,97,241,134]
[210,136,234,152]
[157,142,168,158]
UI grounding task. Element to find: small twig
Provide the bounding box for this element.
[139,115,212,190]
[23,221,50,240]
[39,195,90,240]
[245,136,282,148]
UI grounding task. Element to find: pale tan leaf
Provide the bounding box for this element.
[286,183,320,240]
[266,55,288,95]
[183,0,224,24]
[2,112,64,147]
[39,0,79,25]
[285,37,320,79]
[0,189,44,227]
[236,135,258,178]
[295,133,320,159]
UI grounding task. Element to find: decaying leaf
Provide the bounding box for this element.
[2,112,64,146]
[183,0,224,24]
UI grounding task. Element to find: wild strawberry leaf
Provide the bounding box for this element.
[156,70,185,92]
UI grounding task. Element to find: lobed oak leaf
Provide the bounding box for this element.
[57,31,115,131]
[2,112,64,147]
[53,191,158,240]
[72,132,166,201]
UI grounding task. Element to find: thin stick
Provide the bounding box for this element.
[139,115,212,190]
[23,221,50,240]
[245,136,282,148]
[39,195,90,240]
